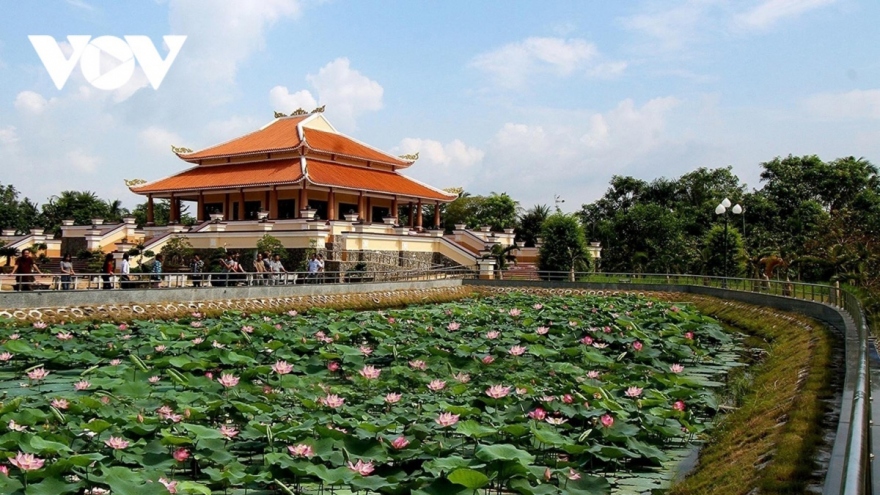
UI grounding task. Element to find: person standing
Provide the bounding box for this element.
[12,249,42,291]
[253,253,267,285]
[151,254,164,288]
[102,253,115,289]
[270,254,288,284]
[59,253,75,290]
[307,254,320,283]
[190,254,204,287]
[120,253,131,289]
[316,253,326,284]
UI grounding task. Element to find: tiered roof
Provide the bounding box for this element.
[131,112,455,201]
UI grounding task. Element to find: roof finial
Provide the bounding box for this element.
[171,145,193,154]
[291,108,308,116]
[124,179,146,187]
[311,105,325,114]
[274,111,287,118]
[398,152,419,161]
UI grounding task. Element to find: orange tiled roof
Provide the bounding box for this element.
[180,117,308,161]
[307,160,455,201]
[132,159,305,193]
[304,128,410,167]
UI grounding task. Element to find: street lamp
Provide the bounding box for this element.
[715,198,742,285]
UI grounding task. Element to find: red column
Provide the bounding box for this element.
[358,192,365,220]
[238,189,245,220]
[434,201,441,229]
[298,186,308,217]
[224,193,230,221]
[197,192,204,222]
[147,195,155,225]
[328,188,336,221]
[169,192,177,223]
[269,187,278,219]
[409,202,414,228]
[391,196,398,219]
[416,199,423,229]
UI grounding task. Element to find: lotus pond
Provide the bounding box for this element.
[0,293,741,495]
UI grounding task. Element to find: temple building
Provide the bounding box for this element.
[130,109,456,227]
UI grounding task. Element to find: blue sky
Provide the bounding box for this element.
[1,0,879,212]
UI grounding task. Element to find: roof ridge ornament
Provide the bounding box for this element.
[290,108,308,116]
[399,152,419,161]
[124,179,146,187]
[171,145,193,154]
[311,105,325,113]
[274,111,287,118]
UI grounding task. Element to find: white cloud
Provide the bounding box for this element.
[472,37,624,88]
[269,86,318,113]
[14,91,50,114]
[307,58,383,130]
[66,149,100,174]
[393,138,485,189]
[621,1,715,53]
[735,0,836,30]
[805,89,880,120]
[66,0,95,11]
[0,126,18,147]
[139,126,185,154]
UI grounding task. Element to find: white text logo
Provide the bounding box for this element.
[29,35,187,91]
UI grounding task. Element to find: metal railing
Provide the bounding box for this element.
[0,267,474,291]
[474,270,870,495]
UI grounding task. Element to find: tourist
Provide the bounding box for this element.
[270,254,287,284]
[59,253,75,290]
[151,254,164,288]
[317,253,325,283]
[12,249,41,291]
[102,253,115,289]
[190,254,204,287]
[253,253,267,285]
[218,253,233,287]
[120,253,131,289]
[307,254,321,283]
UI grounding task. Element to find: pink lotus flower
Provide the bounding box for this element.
[272,360,294,375]
[204,372,213,380]
[288,443,314,457]
[533,303,543,310]
[104,436,130,450]
[580,336,594,345]
[670,364,684,373]
[569,321,578,327]
[218,373,239,388]
[408,359,427,370]
[0,465,7,476]
[192,337,204,344]
[384,392,402,404]
[516,387,528,395]
[327,361,340,372]
[482,355,495,364]
[562,394,573,404]
[486,331,500,339]
[51,398,69,410]
[56,332,73,341]
[348,459,375,476]
[288,310,298,317]
[33,322,47,329]
[27,367,49,381]
[684,331,694,340]
[632,341,643,351]
[157,405,173,418]
[74,380,90,391]
[190,321,202,328]
[390,436,409,449]
[541,395,555,403]
[567,468,581,480]
[110,359,122,366]
[625,386,643,398]
[359,345,373,355]
[159,477,178,493]
[427,380,446,391]
[8,334,19,340]
[447,322,460,331]
[603,326,612,333]
[118,323,128,331]
[673,400,686,411]
[323,394,344,408]
[453,372,470,383]
[592,342,608,349]
[170,448,189,462]
[211,340,224,348]
[387,317,395,324]
[508,345,527,356]
[546,417,568,425]
[8,420,26,432]
[485,384,511,399]
[670,305,680,312]
[435,412,460,427]
[528,408,547,420]
[220,425,239,439]
[191,312,202,319]
[536,326,549,335]
[587,370,600,379]
[154,345,167,353]
[149,376,160,384]
[509,308,521,317]
[359,365,381,380]
[0,352,12,362]
[241,326,254,334]
[600,414,614,428]
[9,452,43,471]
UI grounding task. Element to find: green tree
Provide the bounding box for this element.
[41,190,123,235]
[702,224,745,277]
[442,192,484,231]
[256,234,288,261]
[476,192,520,231]
[538,214,589,280]
[517,204,550,247]
[159,236,194,269]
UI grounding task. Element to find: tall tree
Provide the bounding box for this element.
[517,204,551,247]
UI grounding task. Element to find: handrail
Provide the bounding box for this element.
[472,270,870,495]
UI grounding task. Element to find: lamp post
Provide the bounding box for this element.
[715,198,742,286]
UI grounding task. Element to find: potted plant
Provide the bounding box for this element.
[344,209,359,222]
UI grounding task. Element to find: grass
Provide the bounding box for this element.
[666,295,834,495]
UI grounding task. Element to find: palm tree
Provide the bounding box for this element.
[0,245,20,267]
